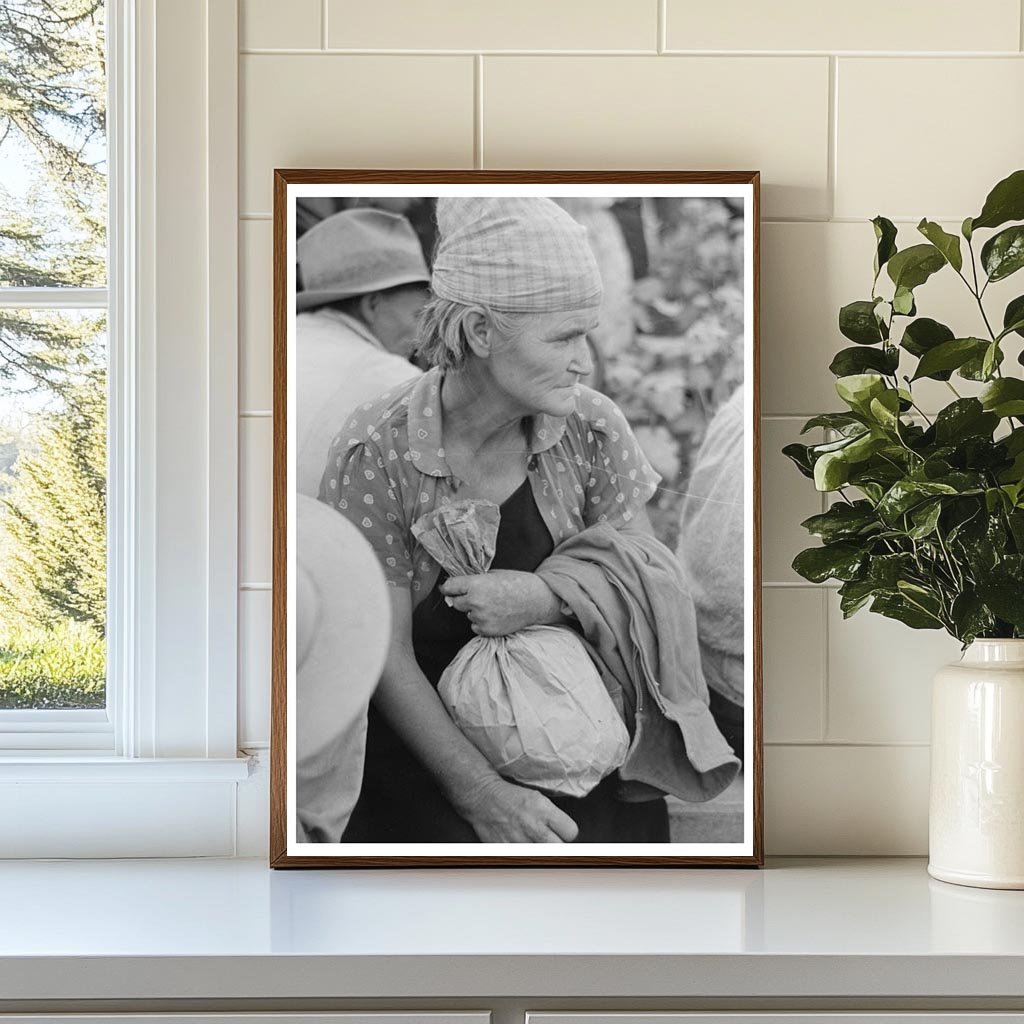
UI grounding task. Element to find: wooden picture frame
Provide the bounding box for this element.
[271,170,762,867]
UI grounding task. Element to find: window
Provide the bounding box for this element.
[0,0,247,857]
[0,0,111,748]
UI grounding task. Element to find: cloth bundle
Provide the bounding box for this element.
[412,500,629,798]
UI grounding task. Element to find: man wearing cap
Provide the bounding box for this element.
[296,207,430,497]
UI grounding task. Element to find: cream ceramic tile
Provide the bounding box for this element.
[666,0,1020,52]
[827,599,962,744]
[239,589,272,747]
[836,59,1024,220]
[762,588,825,743]
[762,221,1024,415]
[240,220,273,412]
[240,417,273,586]
[761,418,824,584]
[483,56,830,220]
[241,0,321,50]
[240,55,474,214]
[328,0,657,51]
[765,744,929,854]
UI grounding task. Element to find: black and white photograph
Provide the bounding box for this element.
[273,173,762,866]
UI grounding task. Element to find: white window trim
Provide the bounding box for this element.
[0,0,249,856]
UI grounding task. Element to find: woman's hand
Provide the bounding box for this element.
[456,774,580,843]
[440,570,564,636]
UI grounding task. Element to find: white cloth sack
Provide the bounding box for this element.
[412,500,629,798]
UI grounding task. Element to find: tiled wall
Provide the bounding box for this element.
[236,0,1024,854]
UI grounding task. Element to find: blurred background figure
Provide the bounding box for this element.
[295,208,430,496]
[295,496,392,842]
[675,384,746,761]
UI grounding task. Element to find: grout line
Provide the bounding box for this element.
[827,56,838,221]
[1021,0,1024,52]
[657,0,666,54]
[763,580,839,590]
[238,47,1024,57]
[765,741,931,748]
[240,583,272,591]
[240,410,272,418]
[321,0,328,50]
[239,47,660,56]
[474,55,484,169]
[820,587,830,743]
[240,213,272,221]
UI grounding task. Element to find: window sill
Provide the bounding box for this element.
[0,754,252,782]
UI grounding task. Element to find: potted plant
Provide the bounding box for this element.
[784,169,1024,889]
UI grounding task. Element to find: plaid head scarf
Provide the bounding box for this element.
[432,197,603,313]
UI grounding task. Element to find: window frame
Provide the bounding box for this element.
[0,0,248,857]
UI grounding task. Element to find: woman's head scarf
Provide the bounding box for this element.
[432,197,603,313]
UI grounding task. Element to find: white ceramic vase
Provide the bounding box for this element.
[929,639,1024,889]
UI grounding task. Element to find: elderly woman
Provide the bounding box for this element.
[320,197,732,844]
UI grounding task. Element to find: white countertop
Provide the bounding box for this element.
[2,857,1024,1001]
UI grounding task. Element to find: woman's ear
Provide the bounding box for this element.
[462,309,493,359]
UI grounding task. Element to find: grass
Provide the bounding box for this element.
[0,619,105,709]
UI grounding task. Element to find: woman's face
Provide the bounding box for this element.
[486,307,599,417]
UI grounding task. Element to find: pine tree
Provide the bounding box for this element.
[0,369,105,633]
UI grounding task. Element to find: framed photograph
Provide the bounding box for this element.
[270,171,762,867]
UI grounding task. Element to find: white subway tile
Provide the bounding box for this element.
[240,55,474,214]
[761,418,824,584]
[765,744,929,854]
[763,588,825,743]
[239,589,272,747]
[240,220,273,412]
[483,56,830,220]
[666,0,1020,53]
[328,0,657,51]
[836,58,1024,221]
[827,599,962,744]
[240,417,273,586]
[241,0,321,50]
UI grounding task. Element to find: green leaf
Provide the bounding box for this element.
[911,338,988,381]
[917,219,963,272]
[950,593,996,644]
[835,373,887,413]
[838,579,883,618]
[814,451,851,491]
[800,413,866,435]
[981,225,1024,283]
[979,378,1024,418]
[976,578,1024,629]
[872,216,898,277]
[829,345,899,378]
[782,442,815,479]
[934,399,999,445]
[982,341,1001,381]
[971,168,1024,232]
[868,389,902,430]
[962,216,974,241]
[1003,295,1024,340]
[960,345,1004,381]
[908,501,943,540]
[877,479,958,524]
[839,300,887,345]
[871,594,943,630]
[892,286,916,316]
[792,542,866,584]
[887,244,946,291]
[800,501,879,543]
[868,553,915,587]
[900,317,954,359]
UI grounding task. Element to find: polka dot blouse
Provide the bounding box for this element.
[318,367,661,600]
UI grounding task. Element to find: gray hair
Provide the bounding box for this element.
[415,295,530,372]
